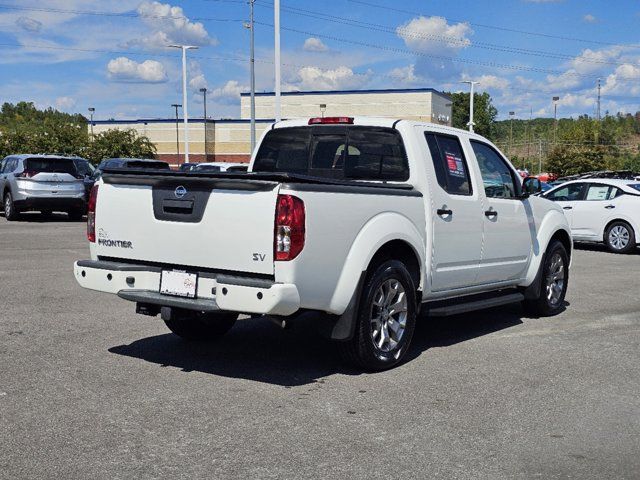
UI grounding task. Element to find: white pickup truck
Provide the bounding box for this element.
[74,117,572,370]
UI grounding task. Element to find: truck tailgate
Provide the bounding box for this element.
[94,175,278,275]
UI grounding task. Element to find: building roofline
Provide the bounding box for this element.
[91,118,276,125]
[240,87,452,100]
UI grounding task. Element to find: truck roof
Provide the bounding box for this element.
[272,117,489,141]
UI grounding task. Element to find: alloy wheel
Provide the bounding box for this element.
[609,225,630,250]
[546,253,565,306]
[370,279,408,353]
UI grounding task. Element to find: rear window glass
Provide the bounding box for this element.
[425,133,472,196]
[194,165,221,172]
[126,161,169,170]
[253,126,409,181]
[25,158,77,175]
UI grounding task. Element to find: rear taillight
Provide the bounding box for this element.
[87,184,99,242]
[274,194,305,261]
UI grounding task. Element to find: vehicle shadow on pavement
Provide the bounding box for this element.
[573,242,639,254]
[2,212,85,222]
[108,306,527,387]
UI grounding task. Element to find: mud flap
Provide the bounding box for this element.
[329,271,367,341]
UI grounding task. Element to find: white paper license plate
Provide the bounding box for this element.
[160,270,198,298]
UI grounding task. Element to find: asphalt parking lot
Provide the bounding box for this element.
[1,215,639,479]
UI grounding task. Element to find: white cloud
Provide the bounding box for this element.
[303,37,329,52]
[212,80,247,105]
[55,96,76,111]
[464,74,511,91]
[107,57,168,83]
[397,16,472,55]
[397,16,472,81]
[285,66,371,91]
[583,14,597,23]
[125,1,216,50]
[16,16,42,32]
[389,64,423,86]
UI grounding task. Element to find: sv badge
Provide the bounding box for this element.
[252,253,266,262]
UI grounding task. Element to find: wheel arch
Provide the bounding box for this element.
[602,217,638,243]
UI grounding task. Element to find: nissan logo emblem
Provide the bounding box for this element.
[174,186,187,198]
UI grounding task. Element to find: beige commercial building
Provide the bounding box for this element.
[92,88,452,165]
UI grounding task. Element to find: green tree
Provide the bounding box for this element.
[546,145,623,177]
[445,91,498,138]
[85,129,156,164]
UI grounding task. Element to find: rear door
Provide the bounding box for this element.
[424,131,484,291]
[571,183,621,240]
[469,140,531,284]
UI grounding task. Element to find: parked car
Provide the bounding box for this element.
[93,158,170,180]
[0,154,88,220]
[543,179,640,253]
[178,163,198,172]
[189,162,248,173]
[74,117,571,370]
[72,158,96,200]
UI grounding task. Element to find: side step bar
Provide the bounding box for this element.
[426,292,524,317]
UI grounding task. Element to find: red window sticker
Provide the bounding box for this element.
[445,152,466,178]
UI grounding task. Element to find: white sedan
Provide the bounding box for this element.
[543,178,640,253]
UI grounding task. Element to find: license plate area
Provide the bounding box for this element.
[160,270,198,298]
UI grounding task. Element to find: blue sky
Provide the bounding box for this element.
[1,0,640,121]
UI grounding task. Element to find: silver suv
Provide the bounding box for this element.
[0,155,88,221]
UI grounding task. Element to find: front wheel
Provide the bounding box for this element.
[605,221,636,254]
[523,240,569,316]
[339,260,418,371]
[164,311,238,341]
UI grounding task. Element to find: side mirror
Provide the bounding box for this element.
[522,177,542,196]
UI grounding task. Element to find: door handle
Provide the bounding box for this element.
[604,205,615,209]
[484,209,498,218]
[436,208,453,216]
[563,206,573,210]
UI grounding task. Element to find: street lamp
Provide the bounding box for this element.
[552,96,560,145]
[200,87,208,161]
[171,103,182,161]
[168,44,198,164]
[509,111,515,156]
[88,107,95,137]
[320,104,326,117]
[244,0,257,153]
[460,80,479,132]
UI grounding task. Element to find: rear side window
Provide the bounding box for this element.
[631,184,640,192]
[24,158,77,175]
[424,133,472,195]
[126,161,169,170]
[586,184,618,201]
[253,126,409,181]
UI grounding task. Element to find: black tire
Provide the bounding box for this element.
[4,192,18,221]
[604,221,636,254]
[68,209,84,221]
[164,311,238,341]
[339,260,418,371]
[523,240,569,317]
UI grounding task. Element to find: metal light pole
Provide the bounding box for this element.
[200,87,208,162]
[88,107,95,138]
[244,0,257,152]
[169,44,198,163]
[274,0,282,122]
[460,80,479,132]
[552,96,560,145]
[509,111,515,156]
[172,103,181,160]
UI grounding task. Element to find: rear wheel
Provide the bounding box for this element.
[4,193,18,221]
[523,240,568,316]
[164,311,238,341]
[339,260,417,371]
[605,221,636,254]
